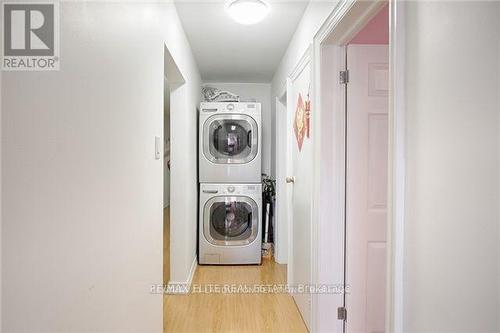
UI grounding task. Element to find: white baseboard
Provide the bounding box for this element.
[166,256,197,295]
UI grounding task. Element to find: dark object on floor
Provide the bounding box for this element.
[262,174,276,245]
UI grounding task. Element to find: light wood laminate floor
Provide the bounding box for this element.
[163,258,308,333]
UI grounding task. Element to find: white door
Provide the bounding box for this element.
[287,59,313,329]
[345,44,389,333]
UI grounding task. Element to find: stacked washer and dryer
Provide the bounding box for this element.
[198,102,262,265]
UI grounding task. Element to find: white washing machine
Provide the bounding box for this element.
[199,102,261,183]
[199,183,262,265]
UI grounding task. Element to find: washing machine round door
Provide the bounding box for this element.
[204,196,259,246]
[203,114,258,164]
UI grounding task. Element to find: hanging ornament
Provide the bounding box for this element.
[305,86,311,138]
[294,93,306,151]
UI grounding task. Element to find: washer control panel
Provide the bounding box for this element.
[221,185,242,195]
[201,184,261,195]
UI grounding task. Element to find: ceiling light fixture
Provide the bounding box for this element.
[225,0,270,25]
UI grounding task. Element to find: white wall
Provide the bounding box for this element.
[0,53,2,333]
[403,2,500,332]
[270,1,340,330]
[498,5,500,327]
[1,2,201,332]
[271,1,338,177]
[203,82,272,176]
[270,2,500,332]
[169,76,201,286]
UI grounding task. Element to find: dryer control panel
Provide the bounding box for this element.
[200,102,261,116]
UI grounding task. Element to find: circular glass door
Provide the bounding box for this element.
[212,121,250,157]
[203,114,258,164]
[204,196,258,246]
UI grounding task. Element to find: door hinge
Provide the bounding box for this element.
[337,306,347,321]
[339,70,349,84]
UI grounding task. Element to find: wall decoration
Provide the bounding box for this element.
[294,93,306,151]
[305,89,311,138]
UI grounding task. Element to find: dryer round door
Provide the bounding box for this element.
[203,196,259,246]
[203,114,258,164]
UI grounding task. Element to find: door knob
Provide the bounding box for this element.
[286,176,295,184]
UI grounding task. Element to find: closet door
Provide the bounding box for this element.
[345,44,389,333]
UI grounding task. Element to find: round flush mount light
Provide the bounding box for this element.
[225,0,270,25]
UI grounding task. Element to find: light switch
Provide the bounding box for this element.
[155,136,161,160]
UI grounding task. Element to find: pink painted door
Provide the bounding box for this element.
[345,44,389,333]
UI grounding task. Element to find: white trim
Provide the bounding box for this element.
[334,1,387,45]
[278,82,287,101]
[164,43,192,294]
[311,41,347,333]
[386,1,406,332]
[315,0,387,46]
[289,45,312,82]
[310,39,323,333]
[315,0,355,44]
[165,256,197,295]
[310,0,405,332]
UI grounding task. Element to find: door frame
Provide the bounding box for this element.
[163,43,198,294]
[310,0,406,332]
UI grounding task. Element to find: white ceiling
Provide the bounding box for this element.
[175,1,309,83]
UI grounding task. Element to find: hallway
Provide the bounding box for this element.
[1,1,500,332]
[163,258,308,333]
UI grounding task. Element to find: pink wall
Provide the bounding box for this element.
[349,4,389,45]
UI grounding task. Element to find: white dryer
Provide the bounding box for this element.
[199,183,262,265]
[199,102,261,183]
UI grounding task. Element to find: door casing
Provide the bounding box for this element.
[310,0,407,332]
[272,0,406,331]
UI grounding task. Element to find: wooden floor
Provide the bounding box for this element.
[163,258,308,333]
